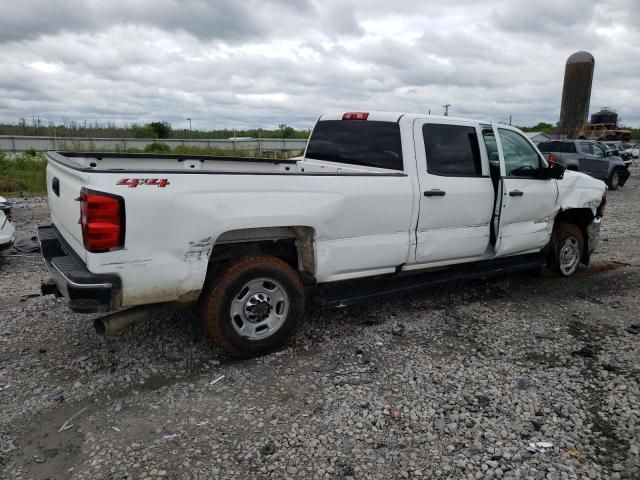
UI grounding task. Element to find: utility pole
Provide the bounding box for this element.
[443,104,451,116]
[187,118,192,138]
[509,115,512,125]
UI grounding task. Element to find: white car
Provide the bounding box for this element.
[0,197,15,251]
[621,142,639,159]
[39,112,607,357]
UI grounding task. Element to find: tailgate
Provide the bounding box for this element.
[46,157,88,261]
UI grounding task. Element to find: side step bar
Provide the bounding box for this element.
[315,253,546,308]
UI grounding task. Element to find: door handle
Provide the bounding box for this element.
[424,189,446,197]
[509,190,524,197]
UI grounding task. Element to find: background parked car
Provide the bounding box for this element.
[621,142,639,159]
[599,141,632,164]
[0,196,15,251]
[537,139,630,189]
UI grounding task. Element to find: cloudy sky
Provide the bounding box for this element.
[1,0,638,130]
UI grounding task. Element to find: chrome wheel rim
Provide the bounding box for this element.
[559,237,580,276]
[230,278,289,340]
[611,172,619,188]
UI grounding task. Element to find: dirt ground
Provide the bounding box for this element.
[1,171,639,479]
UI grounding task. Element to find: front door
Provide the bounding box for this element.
[413,119,495,264]
[494,127,559,257]
[579,142,609,180]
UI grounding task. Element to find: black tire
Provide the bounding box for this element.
[548,223,584,277]
[608,170,620,190]
[199,256,305,358]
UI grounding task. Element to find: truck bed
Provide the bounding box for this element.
[48,151,299,175]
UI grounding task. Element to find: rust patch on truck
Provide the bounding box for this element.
[292,226,316,279]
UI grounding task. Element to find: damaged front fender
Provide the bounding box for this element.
[556,170,607,216]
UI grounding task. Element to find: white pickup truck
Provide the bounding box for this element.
[39,112,607,356]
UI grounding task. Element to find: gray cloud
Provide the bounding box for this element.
[0,0,638,130]
[0,0,346,44]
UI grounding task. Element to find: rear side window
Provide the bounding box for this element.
[423,124,482,176]
[305,120,403,170]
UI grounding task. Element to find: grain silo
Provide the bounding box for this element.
[558,51,594,138]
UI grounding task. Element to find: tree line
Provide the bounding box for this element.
[1,119,638,140]
[0,119,310,139]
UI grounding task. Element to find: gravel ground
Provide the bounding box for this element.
[1,172,639,480]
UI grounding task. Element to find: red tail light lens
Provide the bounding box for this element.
[342,112,369,120]
[548,153,558,164]
[80,189,125,252]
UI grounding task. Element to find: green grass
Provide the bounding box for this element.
[0,146,302,195]
[0,152,47,195]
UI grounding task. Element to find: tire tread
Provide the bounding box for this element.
[199,256,304,357]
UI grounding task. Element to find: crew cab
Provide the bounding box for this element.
[537,139,630,190]
[0,196,15,252]
[39,112,607,357]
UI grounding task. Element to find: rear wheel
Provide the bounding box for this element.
[199,256,305,357]
[608,170,620,190]
[549,223,584,277]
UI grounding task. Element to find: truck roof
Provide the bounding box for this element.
[318,111,492,124]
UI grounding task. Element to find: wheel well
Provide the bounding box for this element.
[207,227,316,284]
[554,208,594,263]
[566,165,578,171]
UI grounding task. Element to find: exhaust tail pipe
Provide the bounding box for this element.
[41,278,62,297]
[94,306,155,336]
[94,302,185,336]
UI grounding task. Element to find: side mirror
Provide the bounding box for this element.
[546,162,565,180]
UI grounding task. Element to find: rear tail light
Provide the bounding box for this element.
[80,188,125,252]
[342,112,369,120]
[548,153,558,164]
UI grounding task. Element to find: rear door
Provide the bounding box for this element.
[412,119,494,264]
[494,127,558,257]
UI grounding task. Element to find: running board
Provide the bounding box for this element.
[315,253,546,308]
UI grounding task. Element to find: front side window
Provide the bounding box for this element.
[423,124,482,176]
[580,142,593,154]
[592,144,606,157]
[498,128,543,177]
[305,120,403,170]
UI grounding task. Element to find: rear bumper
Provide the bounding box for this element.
[38,224,121,313]
[0,237,14,251]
